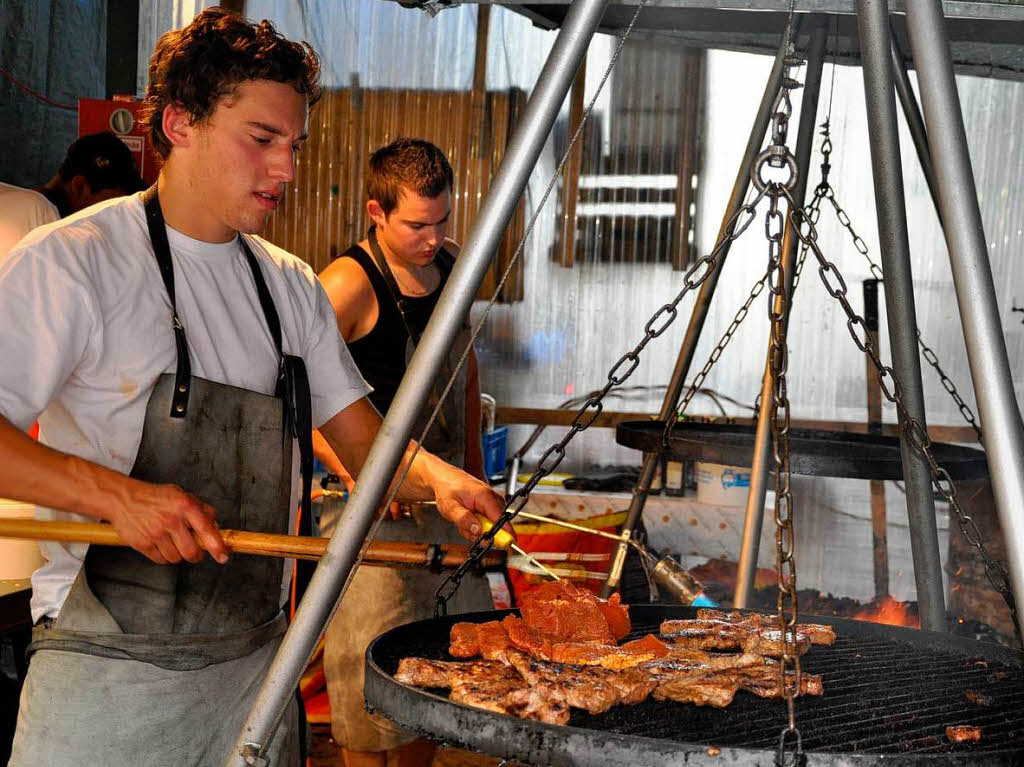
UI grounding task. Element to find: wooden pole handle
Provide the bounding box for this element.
[0,518,504,570]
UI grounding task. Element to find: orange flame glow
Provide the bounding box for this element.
[851,596,920,628]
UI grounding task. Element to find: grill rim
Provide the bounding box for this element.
[364,605,1023,767]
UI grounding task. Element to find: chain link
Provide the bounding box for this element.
[433,187,769,616]
[663,269,769,439]
[758,44,804,767]
[783,185,1019,634]
[916,330,983,441]
[810,120,982,442]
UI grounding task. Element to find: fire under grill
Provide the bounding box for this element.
[364,606,1024,766]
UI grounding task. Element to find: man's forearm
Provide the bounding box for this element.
[0,413,230,563]
[0,413,127,521]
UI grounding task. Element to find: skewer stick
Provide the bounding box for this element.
[406,501,627,543]
[0,518,504,570]
[473,514,562,581]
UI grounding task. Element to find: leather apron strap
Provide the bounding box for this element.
[367,227,460,452]
[142,185,193,417]
[239,242,314,545]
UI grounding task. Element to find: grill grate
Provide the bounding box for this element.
[365,606,1024,766]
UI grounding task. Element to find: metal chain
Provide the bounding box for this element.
[811,120,983,441]
[433,187,768,616]
[663,269,769,441]
[916,331,982,440]
[755,42,805,767]
[790,118,833,297]
[783,186,1019,632]
[790,185,824,297]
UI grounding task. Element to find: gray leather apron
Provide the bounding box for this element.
[318,232,489,751]
[11,187,311,766]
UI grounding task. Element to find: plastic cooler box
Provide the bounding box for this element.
[482,426,508,479]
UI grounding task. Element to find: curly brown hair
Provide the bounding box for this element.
[367,138,454,215]
[142,7,321,159]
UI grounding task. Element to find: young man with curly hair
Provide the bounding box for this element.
[0,9,502,766]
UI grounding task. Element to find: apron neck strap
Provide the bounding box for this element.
[367,226,420,344]
[142,185,193,419]
[239,238,284,362]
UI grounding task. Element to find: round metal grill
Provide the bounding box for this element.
[615,421,989,480]
[364,606,1023,766]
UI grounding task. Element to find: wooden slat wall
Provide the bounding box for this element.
[265,87,527,302]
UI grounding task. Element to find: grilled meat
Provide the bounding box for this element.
[653,675,740,707]
[695,608,837,646]
[401,603,834,725]
[946,724,983,743]
[396,658,499,688]
[660,618,812,657]
[520,581,626,644]
[447,664,569,725]
[507,649,656,713]
[396,656,570,724]
[548,640,659,670]
[725,662,825,698]
[642,651,766,677]
[647,657,822,707]
[449,620,513,662]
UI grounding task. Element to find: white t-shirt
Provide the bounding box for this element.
[0,193,371,621]
[0,182,59,260]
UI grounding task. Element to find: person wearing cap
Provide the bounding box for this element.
[35,130,146,218]
[2,131,145,261]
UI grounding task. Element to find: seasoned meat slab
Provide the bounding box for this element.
[449,620,514,662]
[647,658,823,707]
[396,657,569,724]
[946,724,982,743]
[660,618,812,656]
[695,608,837,646]
[396,658,505,689]
[519,581,624,644]
[507,649,656,713]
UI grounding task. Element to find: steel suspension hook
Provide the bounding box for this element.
[776,725,806,767]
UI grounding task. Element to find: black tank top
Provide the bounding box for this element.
[341,244,455,415]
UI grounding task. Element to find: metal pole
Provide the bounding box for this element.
[889,25,943,226]
[226,0,610,761]
[601,26,791,597]
[857,0,946,632]
[863,279,890,599]
[734,17,828,608]
[905,0,1024,636]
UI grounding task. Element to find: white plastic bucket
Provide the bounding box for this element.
[695,462,751,506]
[0,499,45,580]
